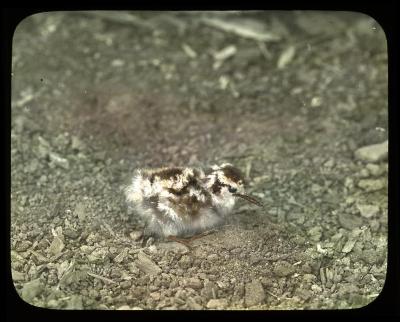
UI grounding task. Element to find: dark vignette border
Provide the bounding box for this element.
[2,0,399,321]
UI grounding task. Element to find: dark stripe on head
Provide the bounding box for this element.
[154,167,183,180]
[221,165,245,184]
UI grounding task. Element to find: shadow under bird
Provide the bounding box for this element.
[125,163,263,245]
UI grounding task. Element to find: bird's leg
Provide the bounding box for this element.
[167,235,192,248]
[141,226,156,247]
[167,230,217,247]
[186,229,217,242]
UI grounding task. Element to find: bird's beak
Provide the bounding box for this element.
[233,193,263,207]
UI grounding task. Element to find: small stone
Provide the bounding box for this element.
[49,152,70,169]
[12,269,25,281]
[64,228,80,239]
[129,230,143,241]
[311,96,322,107]
[185,278,203,290]
[366,163,384,177]
[47,299,60,308]
[357,179,386,192]
[111,59,125,67]
[187,297,203,310]
[117,305,131,310]
[311,183,322,195]
[307,226,323,242]
[207,254,219,261]
[244,280,265,307]
[354,140,388,163]
[15,240,32,252]
[150,292,161,301]
[342,239,357,253]
[36,136,51,158]
[158,242,189,254]
[201,281,218,300]
[361,249,381,265]
[120,280,131,289]
[74,203,86,222]
[273,261,295,277]
[136,251,162,275]
[206,298,228,309]
[294,288,312,300]
[114,249,128,263]
[71,136,85,151]
[311,284,322,293]
[338,212,363,230]
[359,168,370,178]
[357,204,379,218]
[178,254,193,268]
[48,236,65,256]
[87,247,109,263]
[66,295,83,309]
[20,278,43,302]
[344,177,354,189]
[323,158,335,168]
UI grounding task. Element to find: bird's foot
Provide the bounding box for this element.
[167,230,217,248]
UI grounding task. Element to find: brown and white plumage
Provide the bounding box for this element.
[125,163,262,238]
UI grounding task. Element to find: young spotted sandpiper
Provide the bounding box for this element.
[125,163,262,246]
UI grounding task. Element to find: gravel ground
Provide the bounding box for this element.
[11,11,388,310]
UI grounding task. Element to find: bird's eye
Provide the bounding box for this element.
[228,186,237,193]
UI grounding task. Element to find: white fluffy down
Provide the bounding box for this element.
[125,168,237,237]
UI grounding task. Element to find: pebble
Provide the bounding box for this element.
[117,305,131,310]
[20,278,43,302]
[187,297,203,310]
[206,298,228,309]
[136,251,162,275]
[361,249,385,265]
[184,277,203,290]
[15,240,32,252]
[12,269,25,281]
[311,284,322,293]
[158,242,189,254]
[66,295,83,309]
[129,230,143,242]
[201,281,218,300]
[207,254,219,261]
[114,248,128,263]
[342,239,357,253]
[117,305,143,310]
[178,254,193,268]
[64,228,80,239]
[338,212,363,230]
[150,292,161,301]
[307,226,323,242]
[273,260,295,277]
[357,204,379,218]
[357,179,386,192]
[120,280,131,289]
[74,203,87,222]
[244,280,265,307]
[48,236,65,256]
[49,152,70,169]
[71,136,85,151]
[354,140,388,163]
[366,163,385,177]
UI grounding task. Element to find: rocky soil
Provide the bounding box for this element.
[11,11,388,310]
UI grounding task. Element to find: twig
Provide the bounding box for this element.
[81,11,154,29]
[87,271,116,284]
[201,17,281,42]
[265,290,280,300]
